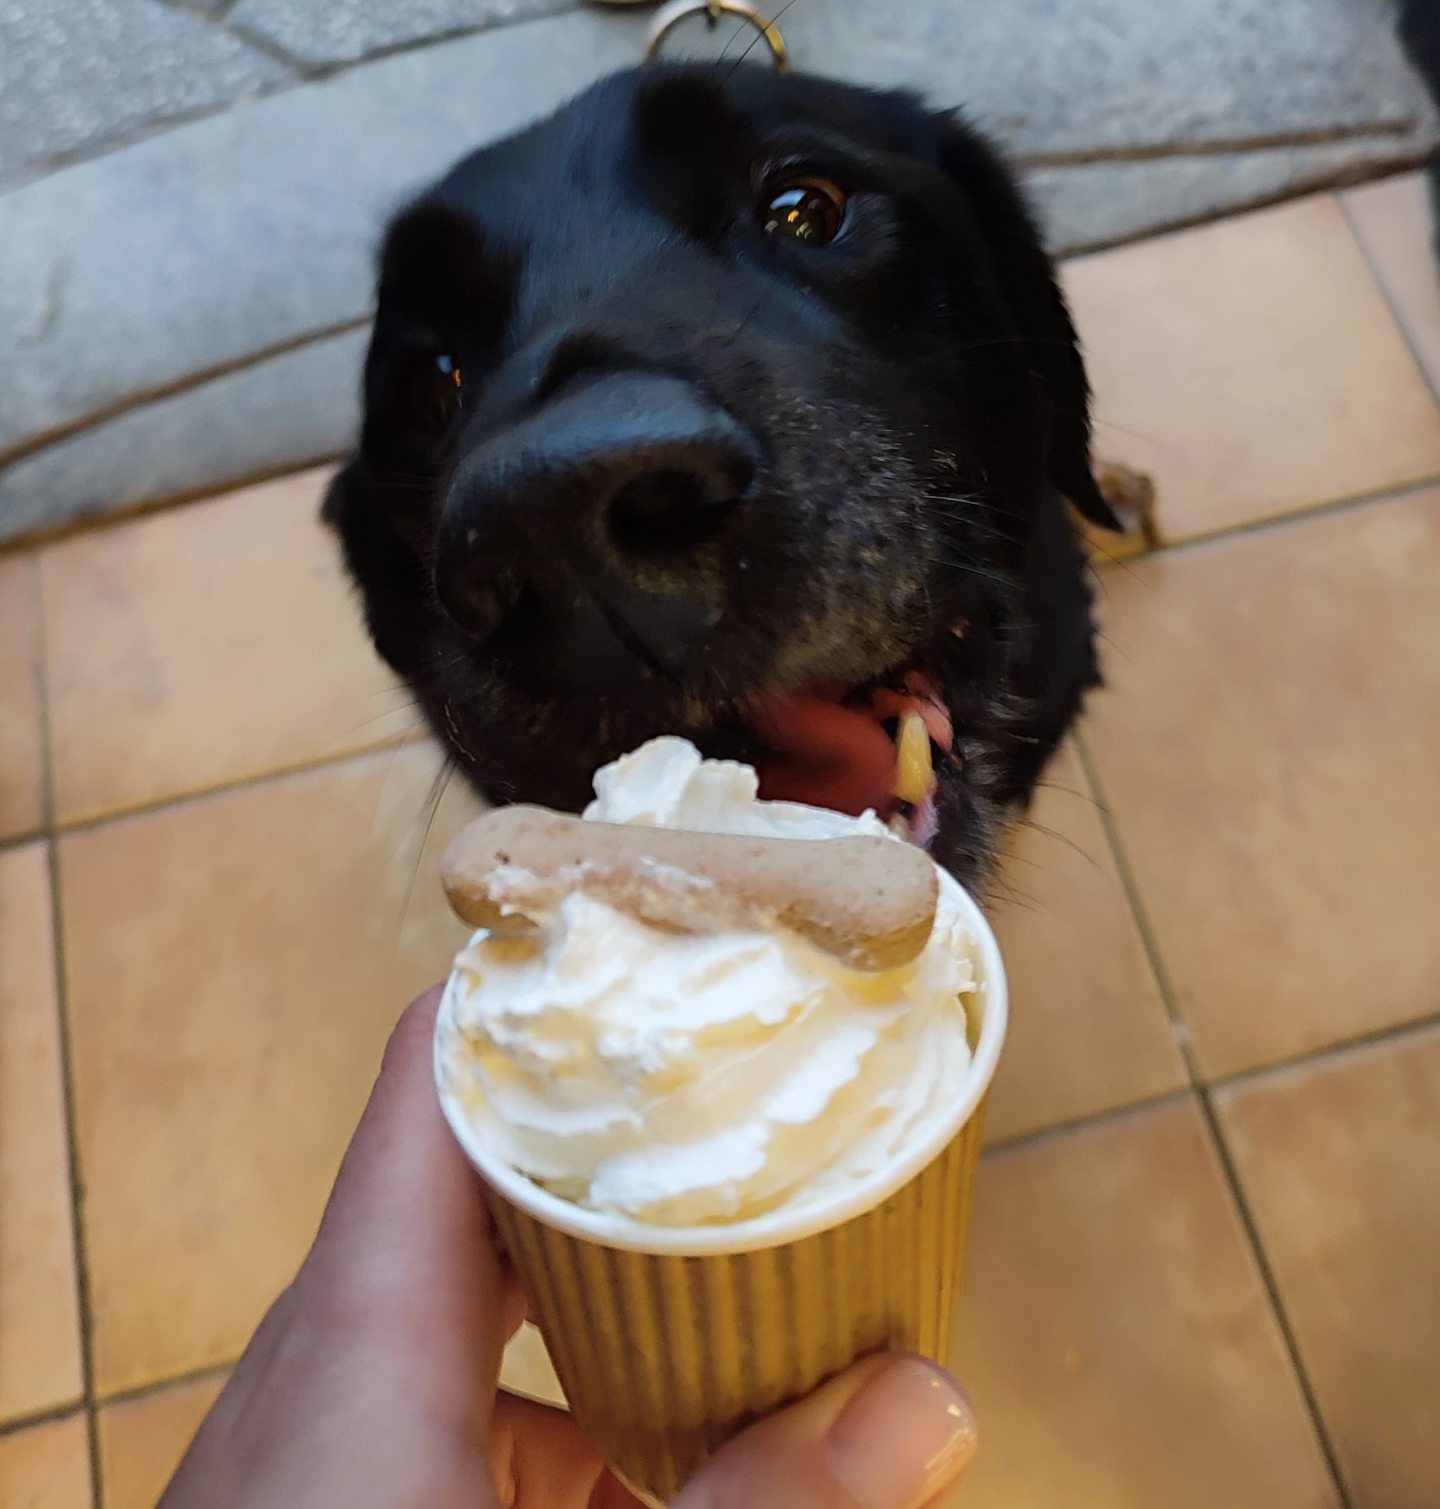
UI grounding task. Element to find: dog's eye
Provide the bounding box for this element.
[760,178,847,245]
[407,352,463,434]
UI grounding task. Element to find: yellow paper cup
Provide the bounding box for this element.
[437,884,1006,1507]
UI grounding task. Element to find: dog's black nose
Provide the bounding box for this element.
[435,371,757,678]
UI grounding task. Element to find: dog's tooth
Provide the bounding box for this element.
[892,710,933,804]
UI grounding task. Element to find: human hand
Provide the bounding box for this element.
[161,988,978,1509]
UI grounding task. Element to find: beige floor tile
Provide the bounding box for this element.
[61,742,483,1395]
[42,469,414,825]
[953,1099,1337,1509]
[1085,487,1440,1077]
[1065,195,1440,541]
[98,1374,225,1509]
[501,1324,567,1409]
[1217,1027,1440,1509]
[0,1413,92,1509]
[0,844,82,1423]
[0,553,45,840]
[1344,171,1440,397]
[984,745,1185,1144]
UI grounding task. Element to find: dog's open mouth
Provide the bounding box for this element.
[745,652,958,850]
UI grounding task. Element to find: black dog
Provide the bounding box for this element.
[325,64,1118,885]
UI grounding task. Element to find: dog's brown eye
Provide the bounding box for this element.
[408,353,463,433]
[761,178,847,245]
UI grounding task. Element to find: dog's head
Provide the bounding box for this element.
[325,64,1114,885]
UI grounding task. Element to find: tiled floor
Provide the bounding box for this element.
[3,175,1439,1508]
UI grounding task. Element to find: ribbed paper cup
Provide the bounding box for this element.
[437,884,1006,1507]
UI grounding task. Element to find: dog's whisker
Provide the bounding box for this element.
[1080,531,1154,581]
[930,555,1022,595]
[400,754,459,921]
[982,871,1048,917]
[726,0,804,76]
[350,708,425,740]
[1028,776,1099,804]
[1088,415,1171,449]
[716,8,759,65]
[925,512,1021,549]
[948,334,1081,355]
[1011,814,1107,874]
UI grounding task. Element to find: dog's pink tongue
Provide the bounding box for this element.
[748,695,898,818]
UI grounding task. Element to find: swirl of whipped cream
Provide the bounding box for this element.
[436,738,978,1227]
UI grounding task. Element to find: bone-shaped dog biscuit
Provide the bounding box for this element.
[442,806,939,971]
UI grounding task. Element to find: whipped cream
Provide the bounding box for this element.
[436,739,979,1228]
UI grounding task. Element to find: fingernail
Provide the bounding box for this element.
[825,1356,977,1509]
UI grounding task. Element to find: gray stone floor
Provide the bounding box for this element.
[0,0,1434,543]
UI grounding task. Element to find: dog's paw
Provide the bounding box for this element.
[1072,459,1159,562]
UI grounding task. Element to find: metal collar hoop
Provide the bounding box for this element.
[645,0,791,73]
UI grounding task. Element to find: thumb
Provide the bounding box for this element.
[294,987,519,1385]
[673,1353,977,1509]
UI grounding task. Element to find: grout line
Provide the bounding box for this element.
[0,1398,89,1443]
[1100,470,1440,571]
[1073,732,1356,1508]
[29,558,106,1509]
[215,0,583,80]
[981,1086,1194,1159]
[94,1359,236,1413]
[9,439,1438,574]
[53,731,421,839]
[0,1357,239,1443]
[0,87,291,195]
[206,22,317,78]
[9,333,1440,568]
[1212,1011,1440,1096]
[149,0,313,72]
[0,167,1428,546]
[1191,1094,1354,1504]
[1338,187,1440,412]
[0,449,351,558]
[1018,117,1425,169]
[0,826,45,855]
[0,318,370,472]
[0,0,582,193]
[1051,153,1434,261]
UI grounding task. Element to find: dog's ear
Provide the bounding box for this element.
[321,460,430,678]
[931,114,1121,531]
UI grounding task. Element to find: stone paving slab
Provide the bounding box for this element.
[769,0,1431,157]
[229,0,572,68]
[0,0,1434,544]
[1031,134,1433,255]
[0,9,649,461]
[0,327,367,541]
[0,0,291,184]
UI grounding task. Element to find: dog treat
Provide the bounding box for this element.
[891,710,933,805]
[442,802,939,971]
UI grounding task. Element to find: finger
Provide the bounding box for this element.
[296,987,514,1383]
[487,1393,647,1509]
[673,1354,976,1509]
